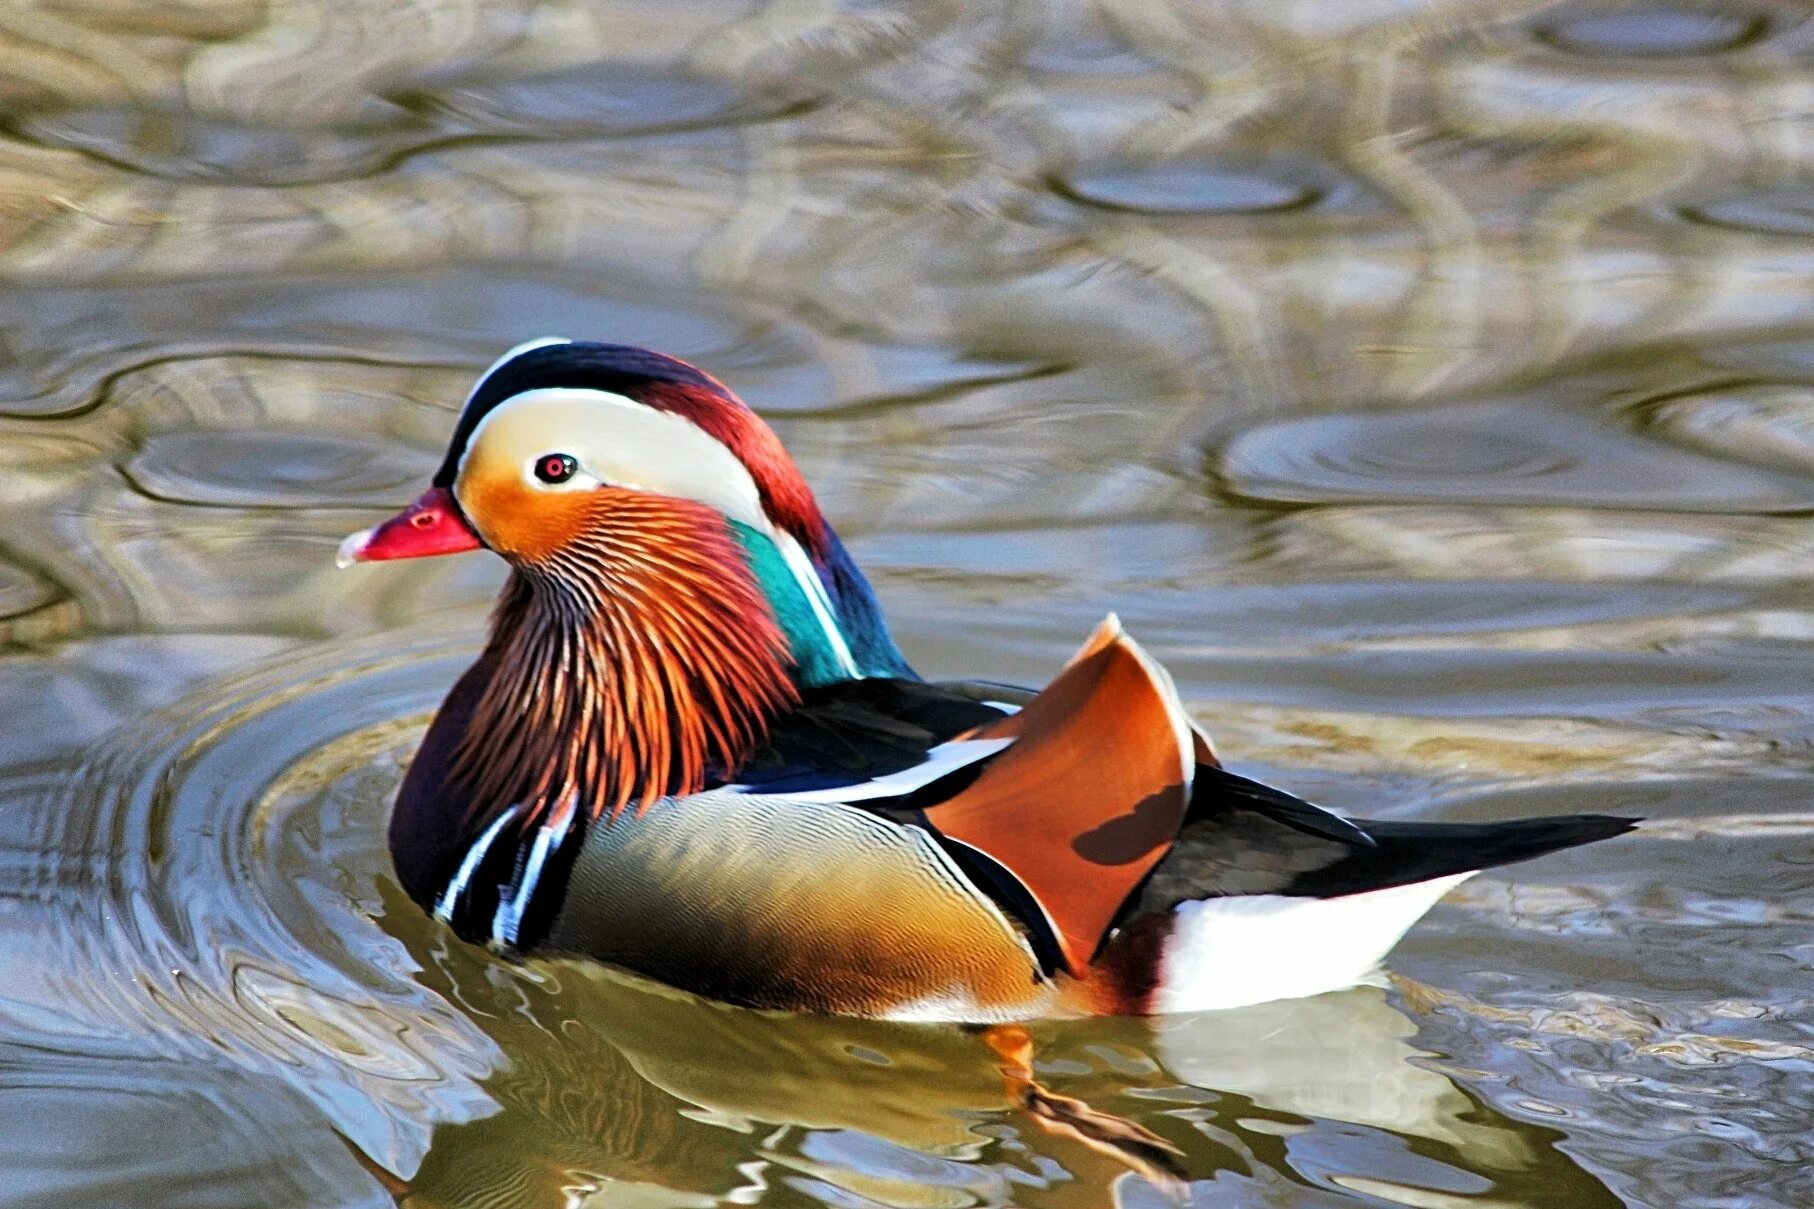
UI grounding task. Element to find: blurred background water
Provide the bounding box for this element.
[0,0,1810,1206]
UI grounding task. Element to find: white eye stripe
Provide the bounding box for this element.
[461,387,769,527]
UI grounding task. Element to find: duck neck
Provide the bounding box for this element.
[411,495,801,862]
[724,520,918,688]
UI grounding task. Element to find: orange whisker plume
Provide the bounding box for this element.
[449,490,798,836]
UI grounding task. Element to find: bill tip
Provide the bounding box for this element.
[335,528,373,569]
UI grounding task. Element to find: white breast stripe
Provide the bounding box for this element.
[433,805,521,921]
[726,737,1012,803]
[493,804,577,947]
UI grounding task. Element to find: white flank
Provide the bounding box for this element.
[1151,873,1474,1014]
[736,738,1012,803]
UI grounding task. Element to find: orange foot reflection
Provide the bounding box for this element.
[979,1023,1189,1202]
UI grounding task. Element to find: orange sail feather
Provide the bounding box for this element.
[925,617,1196,975]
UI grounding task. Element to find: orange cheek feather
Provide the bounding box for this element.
[458,465,596,563]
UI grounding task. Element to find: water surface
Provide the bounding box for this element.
[1,1,1810,1206]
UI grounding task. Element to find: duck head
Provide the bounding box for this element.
[341,338,910,822]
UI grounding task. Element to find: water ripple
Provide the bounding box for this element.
[121,428,438,509]
[1057,160,1325,217]
[7,109,423,187]
[0,558,59,620]
[399,66,798,136]
[1639,382,1814,476]
[1530,7,1770,58]
[0,633,502,1194]
[1217,402,1814,513]
[1679,192,1814,239]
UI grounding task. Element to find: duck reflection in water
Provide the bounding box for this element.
[382,906,1604,1208]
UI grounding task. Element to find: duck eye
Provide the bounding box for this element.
[534,453,578,485]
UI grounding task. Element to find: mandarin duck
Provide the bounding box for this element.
[338,339,1635,1024]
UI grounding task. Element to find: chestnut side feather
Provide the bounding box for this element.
[449,488,799,833]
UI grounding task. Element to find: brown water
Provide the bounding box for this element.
[1,1,1810,1206]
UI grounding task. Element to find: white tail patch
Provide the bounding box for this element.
[1151,873,1474,1014]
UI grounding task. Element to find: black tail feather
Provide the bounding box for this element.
[1283,813,1640,899]
[1191,764,1377,847]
